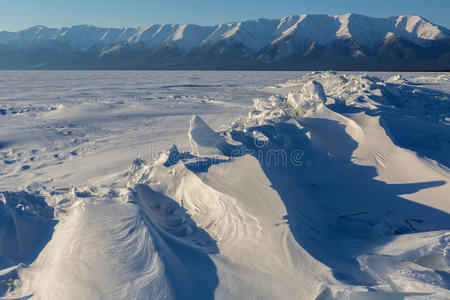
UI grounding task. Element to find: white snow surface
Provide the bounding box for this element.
[0,71,449,299]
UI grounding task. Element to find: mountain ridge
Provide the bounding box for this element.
[0,13,449,70]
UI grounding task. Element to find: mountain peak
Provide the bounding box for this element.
[393,14,449,43]
[0,13,448,70]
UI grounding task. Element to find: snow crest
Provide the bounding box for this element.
[1,71,449,299]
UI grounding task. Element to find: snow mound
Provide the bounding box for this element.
[10,185,219,299]
[188,115,233,156]
[2,71,450,299]
[386,74,410,85]
[128,155,261,246]
[276,71,384,106]
[225,72,450,297]
[287,80,327,117]
[243,96,290,127]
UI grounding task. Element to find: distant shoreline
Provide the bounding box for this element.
[0,67,448,72]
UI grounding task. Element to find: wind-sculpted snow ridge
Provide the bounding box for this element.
[125,72,449,298]
[234,72,450,298]
[4,185,220,299]
[1,72,450,299]
[127,154,262,246]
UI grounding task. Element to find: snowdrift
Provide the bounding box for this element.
[1,71,449,299]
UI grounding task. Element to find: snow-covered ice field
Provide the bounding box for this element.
[0,71,449,299]
[0,71,300,189]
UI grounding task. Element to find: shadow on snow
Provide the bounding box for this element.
[131,184,219,300]
[228,119,449,288]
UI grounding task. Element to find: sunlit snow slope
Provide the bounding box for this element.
[0,71,449,299]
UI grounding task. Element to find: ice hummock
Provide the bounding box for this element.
[287,80,327,117]
[1,71,449,300]
[188,115,234,156]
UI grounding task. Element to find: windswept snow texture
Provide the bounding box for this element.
[0,71,450,299]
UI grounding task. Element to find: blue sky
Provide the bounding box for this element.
[0,0,449,31]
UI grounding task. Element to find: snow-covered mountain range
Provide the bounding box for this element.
[1,13,449,70]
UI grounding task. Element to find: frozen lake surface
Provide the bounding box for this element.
[0,71,303,188]
[0,71,449,299]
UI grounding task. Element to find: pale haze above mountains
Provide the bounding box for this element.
[0,13,449,70]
